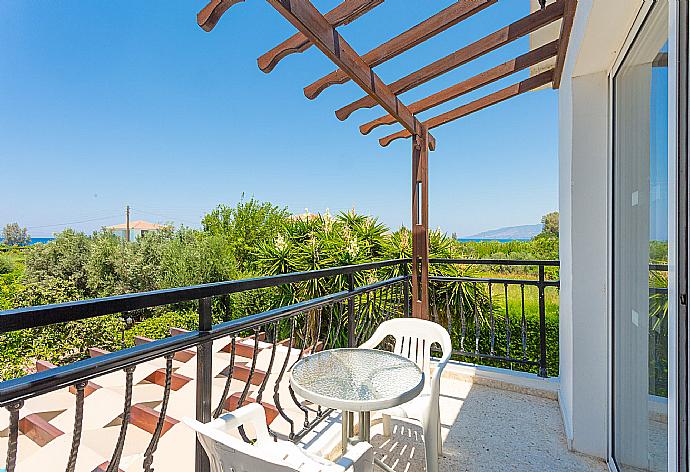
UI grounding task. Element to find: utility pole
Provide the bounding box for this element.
[125,205,131,242]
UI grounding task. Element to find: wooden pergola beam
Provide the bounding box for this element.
[257,0,384,73]
[304,0,497,100]
[198,0,246,32]
[380,69,554,147]
[553,0,577,89]
[336,0,565,121]
[360,39,559,135]
[263,0,435,149]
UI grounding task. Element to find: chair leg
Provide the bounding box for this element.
[422,414,439,472]
[382,414,392,437]
[437,411,443,457]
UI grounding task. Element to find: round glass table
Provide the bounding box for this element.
[290,348,424,471]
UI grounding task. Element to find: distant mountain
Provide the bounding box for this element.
[463,224,543,241]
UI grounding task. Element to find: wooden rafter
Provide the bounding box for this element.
[335,0,565,121]
[360,40,559,135]
[198,0,245,32]
[257,0,384,73]
[260,0,435,149]
[553,0,577,89]
[303,0,497,100]
[379,69,554,147]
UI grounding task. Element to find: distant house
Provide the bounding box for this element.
[105,220,169,240]
[289,211,319,222]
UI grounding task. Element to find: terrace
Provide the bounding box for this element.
[0,258,612,472]
[0,0,680,471]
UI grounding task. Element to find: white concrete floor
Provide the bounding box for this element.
[1,347,613,471]
[368,376,608,472]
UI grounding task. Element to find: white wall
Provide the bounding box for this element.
[559,67,609,459]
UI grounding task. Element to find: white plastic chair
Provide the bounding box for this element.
[183,403,374,472]
[360,318,452,472]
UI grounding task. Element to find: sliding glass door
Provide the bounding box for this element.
[612,3,669,471]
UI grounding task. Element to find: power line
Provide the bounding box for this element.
[129,206,202,213]
[22,207,200,232]
[129,208,199,227]
[26,214,121,230]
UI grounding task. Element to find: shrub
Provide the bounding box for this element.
[1,277,123,380]
[202,197,290,271]
[24,229,91,295]
[0,254,13,274]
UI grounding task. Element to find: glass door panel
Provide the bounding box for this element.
[613,3,669,471]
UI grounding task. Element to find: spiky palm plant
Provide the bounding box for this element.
[255,210,491,349]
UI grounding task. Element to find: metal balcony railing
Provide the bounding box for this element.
[0,258,561,472]
[427,259,560,378]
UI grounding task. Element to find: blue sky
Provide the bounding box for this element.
[0,1,559,237]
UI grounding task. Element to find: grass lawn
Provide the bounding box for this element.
[434,268,560,377]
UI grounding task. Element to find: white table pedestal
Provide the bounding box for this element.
[290,349,425,472]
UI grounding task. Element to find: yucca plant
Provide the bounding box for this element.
[255,211,492,349]
[384,227,492,339]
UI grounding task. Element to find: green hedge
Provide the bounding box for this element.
[448,311,559,377]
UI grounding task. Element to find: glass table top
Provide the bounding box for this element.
[290,348,424,412]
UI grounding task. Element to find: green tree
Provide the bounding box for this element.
[158,229,236,288]
[24,229,91,295]
[85,231,129,296]
[202,197,290,271]
[539,211,559,237]
[2,223,31,246]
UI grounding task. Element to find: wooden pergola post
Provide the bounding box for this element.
[411,128,430,319]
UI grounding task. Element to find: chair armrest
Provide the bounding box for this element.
[211,403,271,442]
[212,403,264,430]
[431,349,452,400]
[435,349,452,375]
[335,442,374,472]
[358,326,387,350]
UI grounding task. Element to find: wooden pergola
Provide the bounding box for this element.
[197,0,577,319]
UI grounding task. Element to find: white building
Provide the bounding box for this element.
[105,220,169,241]
[556,1,687,470]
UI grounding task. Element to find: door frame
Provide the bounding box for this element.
[669,1,689,469]
[606,1,686,471]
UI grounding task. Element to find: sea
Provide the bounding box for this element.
[1,237,55,245]
[457,238,530,243]
[29,237,55,244]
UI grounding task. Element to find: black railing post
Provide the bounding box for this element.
[403,262,410,318]
[537,265,548,378]
[347,274,355,348]
[195,297,212,472]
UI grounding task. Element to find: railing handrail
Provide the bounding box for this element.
[429,258,668,272]
[429,275,560,288]
[0,258,409,333]
[429,258,560,266]
[0,275,407,407]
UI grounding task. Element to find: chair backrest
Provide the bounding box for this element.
[362,318,452,389]
[183,417,298,472]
